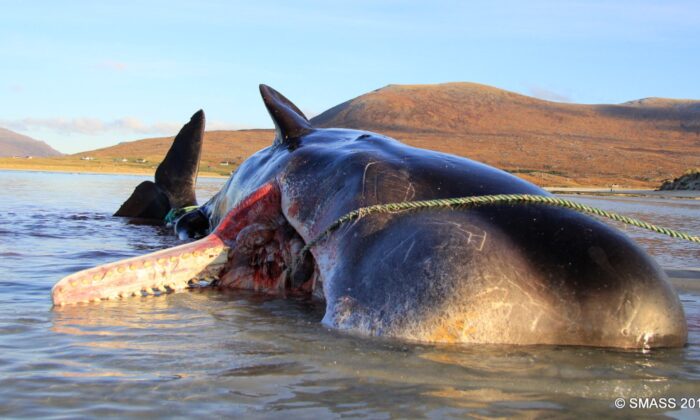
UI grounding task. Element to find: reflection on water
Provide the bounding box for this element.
[0,171,699,417]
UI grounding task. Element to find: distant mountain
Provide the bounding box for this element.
[0,127,62,157]
[53,82,700,187]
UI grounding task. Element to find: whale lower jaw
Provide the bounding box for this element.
[51,235,229,305]
[52,182,317,306]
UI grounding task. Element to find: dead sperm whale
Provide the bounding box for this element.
[51,85,687,349]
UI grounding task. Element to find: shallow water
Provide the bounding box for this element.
[559,194,700,269]
[0,170,698,418]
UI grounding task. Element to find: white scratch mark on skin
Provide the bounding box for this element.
[472,232,487,251]
[374,169,383,200]
[424,220,488,252]
[402,239,416,263]
[403,182,415,201]
[621,297,640,333]
[502,275,573,328]
[383,233,418,260]
[530,312,543,331]
[361,161,378,200]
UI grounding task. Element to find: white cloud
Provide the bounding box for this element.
[0,116,251,136]
[96,60,128,72]
[0,116,181,136]
[528,86,572,103]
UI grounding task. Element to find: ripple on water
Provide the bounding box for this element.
[0,171,698,417]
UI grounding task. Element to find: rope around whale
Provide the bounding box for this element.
[164,205,199,225]
[297,194,700,261]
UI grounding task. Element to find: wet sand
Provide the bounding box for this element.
[668,268,700,293]
[545,187,700,199]
[0,165,229,179]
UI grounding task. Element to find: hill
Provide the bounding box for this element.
[0,129,274,177]
[311,83,700,187]
[2,82,699,187]
[75,129,274,176]
[0,127,62,157]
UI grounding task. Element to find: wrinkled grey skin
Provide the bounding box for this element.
[181,85,687,348]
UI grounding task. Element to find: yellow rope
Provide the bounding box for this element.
[164,205,199,224]
[300,194,700,258]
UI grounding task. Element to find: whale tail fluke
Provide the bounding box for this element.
[114,110,205,221]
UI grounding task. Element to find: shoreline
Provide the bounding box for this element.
[667,268,700,293]
[2,167,698,196]
[544,187,700,199]
[0,166,230,179]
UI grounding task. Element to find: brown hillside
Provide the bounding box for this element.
[311,83,700,187]
[73,129,275,177]
[0,129,274,178]
[0,127,62,157]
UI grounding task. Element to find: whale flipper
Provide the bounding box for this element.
[113,180,170,220]
[114,110,205,221]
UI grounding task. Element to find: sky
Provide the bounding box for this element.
[1,0,699,153]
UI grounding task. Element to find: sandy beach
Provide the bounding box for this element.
[0,159,230,178]
[545,187,700,199]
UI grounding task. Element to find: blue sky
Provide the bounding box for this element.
[1,0,699,153]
